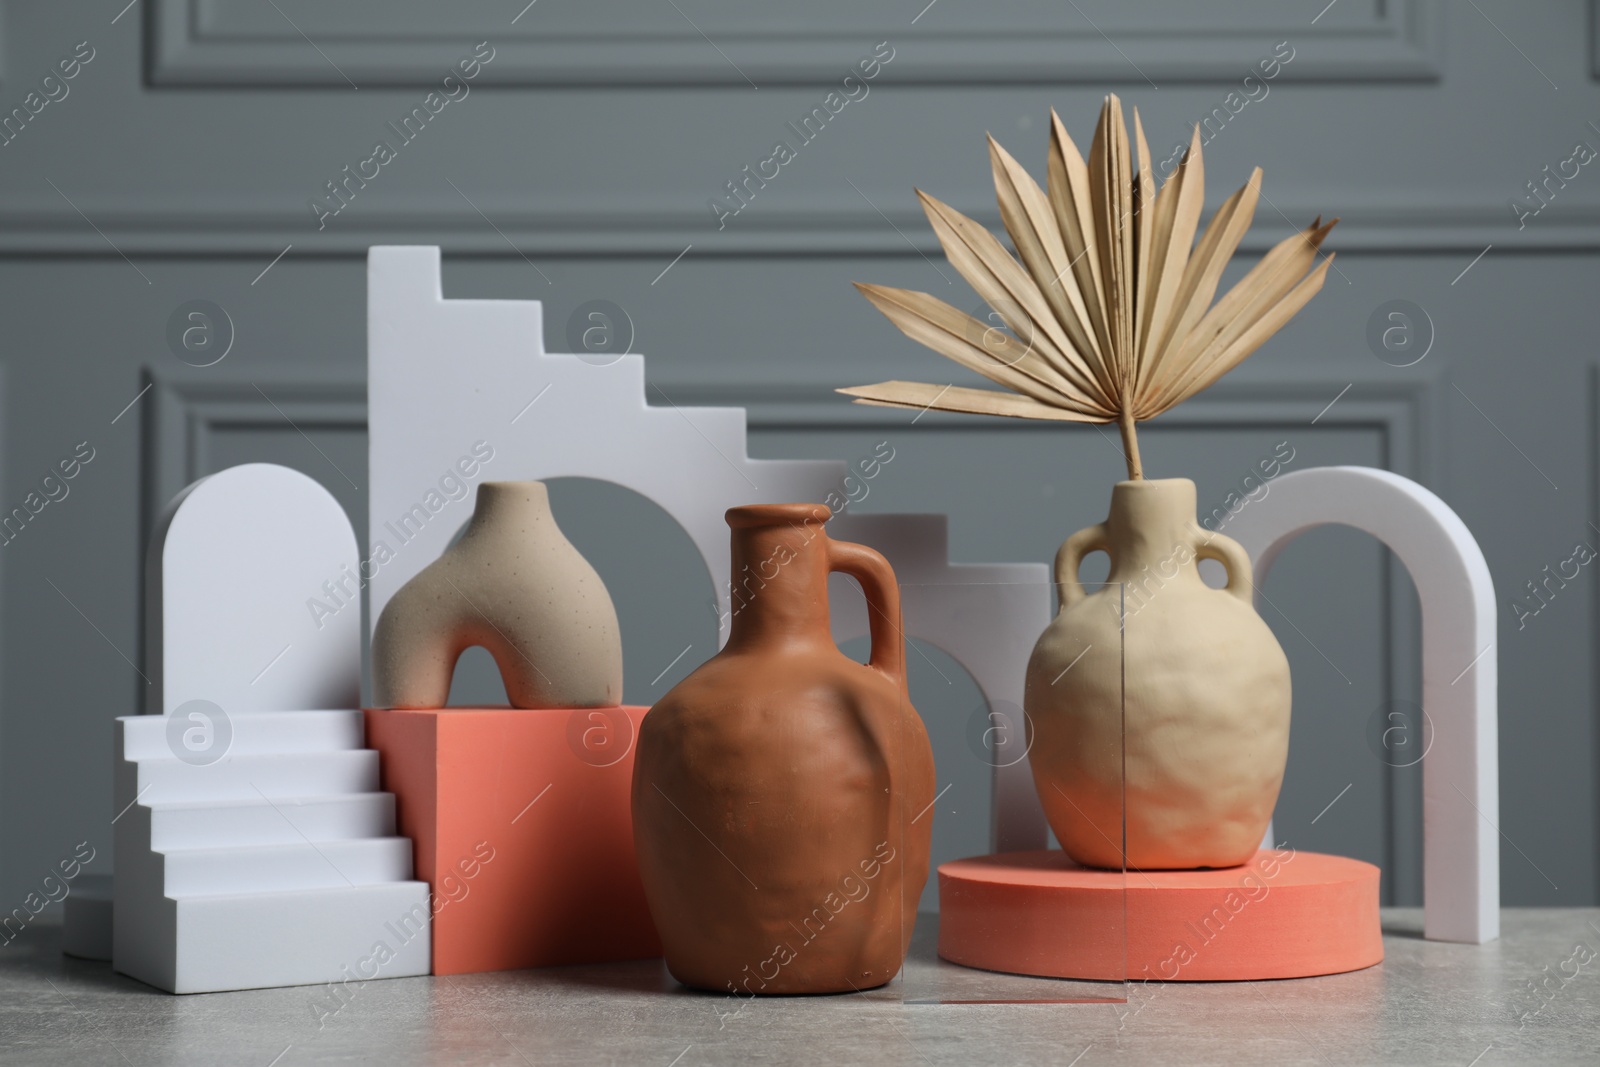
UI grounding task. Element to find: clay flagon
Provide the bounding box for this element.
[632,503,934,994]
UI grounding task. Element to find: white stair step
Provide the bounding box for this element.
[118,710,365,761]
[142,793,397,850]
[162,838,415,896]
[121,882,432,994]
[129,750,380,803]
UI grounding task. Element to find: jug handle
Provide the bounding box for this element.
[828,539,906,687]
[1054,523,1108,611]
[1196,531,1254,604]
[1194,529,1255,604]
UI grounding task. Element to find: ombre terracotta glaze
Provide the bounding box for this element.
[632,503,935,995]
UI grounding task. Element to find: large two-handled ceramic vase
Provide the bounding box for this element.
[633,503,935,995]
[1024,478,1291,870]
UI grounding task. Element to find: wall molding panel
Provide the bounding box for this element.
[140,366,1439,524]
[717,371,1439,478]
[149,0,1441,87]
[0,201,1581,257]
[139,368,1438,514]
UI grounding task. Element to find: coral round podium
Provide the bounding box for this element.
[939,849,1383,982]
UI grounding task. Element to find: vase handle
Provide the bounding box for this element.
[1054,523,1108,611]
[1194,529,1256,604]
[828,537,906,687]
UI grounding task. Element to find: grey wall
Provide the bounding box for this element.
[1,1,1595,918]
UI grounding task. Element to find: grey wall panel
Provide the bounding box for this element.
[0,2,1595,919]
[149,0,1440,86]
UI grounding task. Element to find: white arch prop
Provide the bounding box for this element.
[1225,466,1499,944]
[145,463,361,715]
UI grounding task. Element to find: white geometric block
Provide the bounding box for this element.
[1225,466,1499,944]
[115,466,430,993]
[144,462,361,715]
[366,246,843,646]
[114,711,432,993]
[161,885,431,996]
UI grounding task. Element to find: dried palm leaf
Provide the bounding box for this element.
[838,381,1107,422]
[840,95,1335,479]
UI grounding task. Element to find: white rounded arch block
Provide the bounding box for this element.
[829,513,1052,853]
[366,246,844,641]
[1224,466,1499,944]
[145,462,361,713]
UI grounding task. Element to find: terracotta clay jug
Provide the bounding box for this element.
[1024,478,1290,870]
[632,503,935,995]
[371,481,622,709]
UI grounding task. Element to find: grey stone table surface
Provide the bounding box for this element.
[1,910,1596,1066]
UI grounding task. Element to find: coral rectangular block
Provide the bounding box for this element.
[363,706,660,975]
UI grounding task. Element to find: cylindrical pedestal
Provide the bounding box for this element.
[939,849,1382,981]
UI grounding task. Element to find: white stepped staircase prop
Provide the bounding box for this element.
[367,247,1056,852]
[367,245,844,641]
[115,464,430,993]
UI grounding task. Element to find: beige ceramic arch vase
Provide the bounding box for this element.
[1024,478,1291,870]
[372,481,622,709]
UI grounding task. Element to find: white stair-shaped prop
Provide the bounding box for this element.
[367,245,844,645]
[114,464,430,993]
